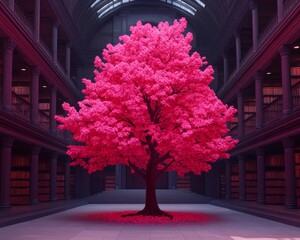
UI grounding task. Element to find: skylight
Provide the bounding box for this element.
[194,0,205,8]
[91,0,205,19]
[91,0,135,18]
[160,0,197,16]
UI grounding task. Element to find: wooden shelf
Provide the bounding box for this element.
[10,154,30,205]
[264,155,285,205]
[38,159,51,202]
[295,152,300,207]
[246,159,257,201]
[230,162,239,199]
[56,162,65,200]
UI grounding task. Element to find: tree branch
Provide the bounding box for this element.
[157,159,175,178]
[155,150,172,165]
[122,117,136,127]
[128,160,146,179]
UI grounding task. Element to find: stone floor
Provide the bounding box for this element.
[0,204,299,240]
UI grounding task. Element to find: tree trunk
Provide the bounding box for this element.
[123,161,173,219]
[140,164,162,215]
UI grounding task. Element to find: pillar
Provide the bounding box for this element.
[65,158,70,199]
[50,86,57,134]
[223,53,229,84]
[282,138,296,208]
[250,0,259,52]
[65,42,71,79]
[31,67,40,125]
[50,152,57,201]
[115,165,121,189]
[34,0,40,42]
[168,171,177,189]
[235,31,241,70]
[30,146,40,204]
[2,39,15,111]
[239,154,246,201]
[237,91,244,137]
[0,136,14,207]
[52,21,58,63]
[277,0,283,22]
[280,45,292,115]
[225,159,231,199]
[255,71,263,128]
[256,148,265,204]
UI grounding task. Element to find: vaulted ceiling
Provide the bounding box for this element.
[63,0,237,48]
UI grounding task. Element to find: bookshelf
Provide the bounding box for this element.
[12,86,30,119]
[219,174,226,199]
[245,159,257,201]
[177,174,191,191]
[105,173,116,191]
[291,66,300,109]
[56,162,65,200]
[38,102,51,129]
[295,152,300,207]
[70,167,75,198]
[230,161,239,199]
[10,154,30,205]
[38,158,50,202]
[265,154,285,204]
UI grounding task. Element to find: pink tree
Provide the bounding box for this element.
[56,18,238,218]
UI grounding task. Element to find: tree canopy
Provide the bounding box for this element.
[56,18,238,177]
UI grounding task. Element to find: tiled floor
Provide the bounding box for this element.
[0,204,299,240]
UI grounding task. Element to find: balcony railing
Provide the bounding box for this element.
[244,113,256,135]
[226,0,299,90]
[38,110,50,130]
[257,12,277,48]
[13,3,33,34]
[292,81,300,109]
[263,97,283,123]
[284,0,299,17]
[229,125,238,138]
[12,93,30,119]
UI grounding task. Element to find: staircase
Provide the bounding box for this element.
[88,189,211,204]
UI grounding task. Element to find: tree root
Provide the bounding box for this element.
[122,208,173,220]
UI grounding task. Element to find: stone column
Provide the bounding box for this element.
[52,21,58,63]
[237,91,244,137]
[250,0,259,52]
[2,39,15,111]
[277,0,283,22]
[34,0,40,42]
[280,45,292,115]
[115,165,121,189]
[64,158,70,200]
[223,53,229,84]
[282,138,296,208]
[239,154,246,201]
[30,146,40,204]
[256,148,265,204]
[255,71,263,128]
[235,31,241,70]
[50,152,58,201]
[65,42,71,79]
[31,66,40,125]
[225,160,231,199]
[50,86,57,134]
[168,171,177,189]
[0,136,14,207]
